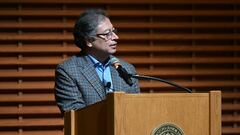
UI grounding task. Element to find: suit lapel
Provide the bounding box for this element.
[76,55,106,99]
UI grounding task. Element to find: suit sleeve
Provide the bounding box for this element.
[54,64,86,114]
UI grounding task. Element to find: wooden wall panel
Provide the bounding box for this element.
[0,0,239,134]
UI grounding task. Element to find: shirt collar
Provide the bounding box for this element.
[88,55,111,68]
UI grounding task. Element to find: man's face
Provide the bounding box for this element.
[88,17,119,57]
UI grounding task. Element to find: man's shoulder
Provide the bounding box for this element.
[57,54,87,69]
[115,57,135,70]
[119,59,131,66]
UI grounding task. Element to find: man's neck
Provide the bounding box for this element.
[88,53,110,65]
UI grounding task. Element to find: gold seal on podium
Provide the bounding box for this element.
[151,123,184,135]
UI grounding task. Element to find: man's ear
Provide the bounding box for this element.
[86,41,93,47]
[86,37,95,47]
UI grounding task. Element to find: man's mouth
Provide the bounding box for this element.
[110,42,117,47]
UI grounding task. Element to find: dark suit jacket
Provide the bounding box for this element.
[54,54,140,113]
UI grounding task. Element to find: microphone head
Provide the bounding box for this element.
[110,57,133,86]
[110,57,120,68]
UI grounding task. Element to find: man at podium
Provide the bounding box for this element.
[54,9,140,114]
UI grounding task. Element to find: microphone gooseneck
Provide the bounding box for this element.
[130,74,192,93]
[110,57,192,93]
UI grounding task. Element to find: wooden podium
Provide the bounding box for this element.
[64,91,221,135]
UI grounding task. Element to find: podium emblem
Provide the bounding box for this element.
[151,123,184,135]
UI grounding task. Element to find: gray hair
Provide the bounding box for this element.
[73,9,108,53]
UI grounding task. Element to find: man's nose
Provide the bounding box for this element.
[112,32,119,40]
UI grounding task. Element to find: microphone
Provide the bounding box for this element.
[110,57,192,93]
[105,82,111,89]
[110,57,133,86]
[104,82,115,92]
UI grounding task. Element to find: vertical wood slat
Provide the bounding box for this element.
[210,91,222,135]
[64,110,75,135]
[0,0,239,135]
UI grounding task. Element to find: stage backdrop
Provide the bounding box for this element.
[0,0,239,135]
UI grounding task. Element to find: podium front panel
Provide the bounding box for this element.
[116,93,209,135]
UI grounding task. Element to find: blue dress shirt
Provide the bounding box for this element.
[88,55,114,93]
